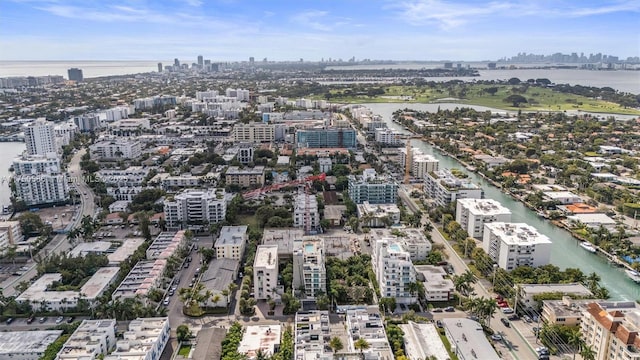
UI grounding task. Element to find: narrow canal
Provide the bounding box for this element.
[364,102,640,301]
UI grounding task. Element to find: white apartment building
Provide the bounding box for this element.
[14,173,69,206]
[89,139,142,159]
[254,245,279,300]
[109,118,151,130]
[517,283,593,310]
[154,172,215,191]
[424,169,483,207]
[16,268,119,311]
[542,191,583,205]
[233,123,276,143]
[373,239,417,304]
[348,171,398,205]
[293,192,320,233]
[73,114,103,132]
[399,147,439,180]
[482,222,552,271]
[57,319,117,360]
[581,302,640,360]
[357,202,401,228]
[370,228,432,261]
[104,317,170,360]
[24,118,56,156]
[374,128,404,146]
[97,166,149,186]
[414,265,455,302]
[238,325,282,359]
[0,330,63,360]
[214,225,248,260]
[54,121,78,148]
[13,153,61,175]
[456,198,512,239]
[0,221,24,255]
[163,188,227,229]
[293,239,327,298]
[105,106,131,121]
[317,157,332,173]
[294,311,332,360]
[345,308,394,360]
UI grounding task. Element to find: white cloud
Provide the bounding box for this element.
[291,10,332,31]
[393,0,640,29]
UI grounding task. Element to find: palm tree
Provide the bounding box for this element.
[580,344,596,360]
[354,338,370,359]
[211,294,221,307]
[329,336,344,353]
[585,272,601,292]
[567,330,584,360]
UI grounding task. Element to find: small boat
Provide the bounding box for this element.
[626,269,640,283]
[580,242,597,253]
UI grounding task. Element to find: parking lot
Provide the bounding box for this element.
[18,204,79,232]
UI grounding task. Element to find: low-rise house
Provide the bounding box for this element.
[200,259,239,308]
[0,330,63,360]
[517,283,593,309]
[414,265,454,301]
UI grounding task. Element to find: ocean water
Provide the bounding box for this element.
[0,61,638,93]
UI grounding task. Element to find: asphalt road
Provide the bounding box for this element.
[399,188,539,360]
[1,149,96,297]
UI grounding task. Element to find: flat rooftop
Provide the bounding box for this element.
[457,198,511,216]
[215,226,248,247]
[400,322,448,360]
[108,238,145,264]
[201,258,239,291]
[238,325,282,359]
[520,283,592,296]
[442,318,500,360]
[69,241,112,257]
[0,330,63,355]
[262,228,305,256]
[254,245,278,269]
[485,222,552,246]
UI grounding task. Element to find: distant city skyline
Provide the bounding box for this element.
[0,0,638,61]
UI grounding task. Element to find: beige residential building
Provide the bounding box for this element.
[225,166,265,188]
[581,302,640,360]
[214,225,248,260]
[233,123,276,143]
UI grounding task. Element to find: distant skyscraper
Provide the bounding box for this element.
[157,62,163,72]
[67,68,83,82]
[249,57,255,64]
[197,55,203,67]
[174,58,180,67]
[25,118,56,155]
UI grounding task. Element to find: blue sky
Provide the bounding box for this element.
[0,0,638,61]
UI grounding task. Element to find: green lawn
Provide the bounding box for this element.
[236,214,259,228]
[178,345,191,357]
[314,84,640,115]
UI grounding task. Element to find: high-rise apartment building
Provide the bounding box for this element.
[254,245,279,300]
[373,238,417,303]
[293,192,320,233]
[348,169,398,204]
[581,302,640,360]
[24,118,55,155]
[482,222,552,270]
[293,239,326,298]
[237,143,254,164]
[424,169,483,206]
[67,68,83,82]
[400,147,439,180]
[295,128,357,148]
[157,62,162,72]
[197,55,203,67]
[163,188,227,229]
[456,198,512,239]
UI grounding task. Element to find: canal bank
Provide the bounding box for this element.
[363,102,640,302]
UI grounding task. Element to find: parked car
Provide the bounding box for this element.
[500,318,510,327]
[444,306,455,312]
[502,308,514,314]
[163,298,170,306]
[436,320,443,328]
[490,334,502,341]
[508,314,520,321]
[55,316,64,324]
[39,317,46,323]
[5,317,13,325]
[26,315,35,324]
[168,289,175,296]
[432,308,443,313]
[66,316,75,324]
[523,315,532,323]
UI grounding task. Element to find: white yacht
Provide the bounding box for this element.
[580,242,596,253]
